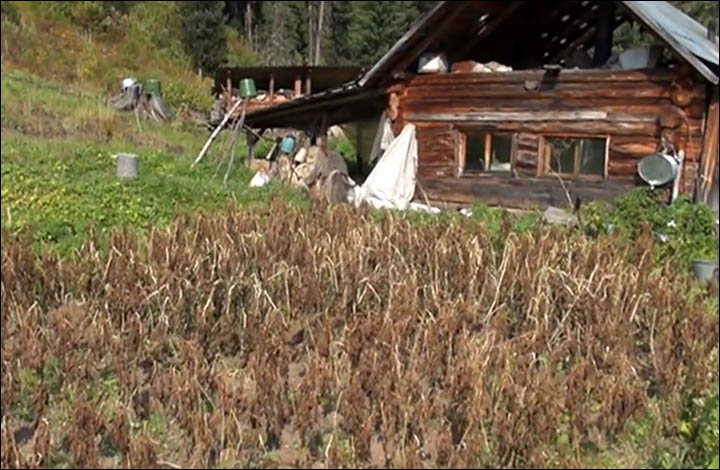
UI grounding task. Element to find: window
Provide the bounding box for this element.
[541,136,607,178]
[462,133,513,174]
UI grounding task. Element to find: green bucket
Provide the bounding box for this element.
[145,79,162,97]
[239,78,257,98]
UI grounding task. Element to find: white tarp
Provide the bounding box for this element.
[352,124,418,210]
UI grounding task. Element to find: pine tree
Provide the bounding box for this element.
[327,0,353,65]
[177,1,228,74]
[346,1,424,67]
[257,1,298,65]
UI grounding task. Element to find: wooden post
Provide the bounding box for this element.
[269,72,275,101]
[305,74,312,96]
[226,77,232,101]
[295,75,302,97]
[594,2,615,66]
[318,113,328,154]
[484,133,492,171]
[246,129,256,167]
[698,88,719,203]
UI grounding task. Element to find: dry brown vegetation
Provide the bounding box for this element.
[1,200,718,468]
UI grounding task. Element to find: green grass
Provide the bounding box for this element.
[1,69,307,255]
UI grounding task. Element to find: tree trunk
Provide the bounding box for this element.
[245,1,253,50]
[308,2,314,65]
[315,1,325,65]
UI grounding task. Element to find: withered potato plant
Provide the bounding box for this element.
[1,200,718,468]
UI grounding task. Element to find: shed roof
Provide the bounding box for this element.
[246,0,720,129]
[359,1,719,87]
[213,66,362,96]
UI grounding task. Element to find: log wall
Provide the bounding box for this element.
[392,69,708,208]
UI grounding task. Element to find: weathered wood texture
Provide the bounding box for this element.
[394,69,708,207]
[698,88,719,204]
[418,175,634,209]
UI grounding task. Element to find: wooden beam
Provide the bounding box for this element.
[407,110,658,123]
[453,2,524,60]
[418,175,634,210]
[698,88,719,203]
[549,25,597,64]
[295,75,303,97]
[269,72,275,101]
[246,88,386,126]
[318,113,328,154]
[541,5,599,60]
[389,3,471,80]
[594,2,615,66]
[484,133,492,171]
[305,74,312,96]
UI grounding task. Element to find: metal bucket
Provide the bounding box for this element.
[239,78,258,98]
[116,153,139,179]
[145,79,162,97]
[692,260,719,285]
[638,153,679,188]
[279,136,296,155]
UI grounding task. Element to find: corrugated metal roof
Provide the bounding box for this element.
[625,1,718,64]
[623,1,718,84]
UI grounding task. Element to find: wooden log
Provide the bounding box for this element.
[402,100,704,120]
[295,75,302,97]
[407,110,660,123]
[404,82,703,100]
[418,176,634,209]
[406,69,681,86]
[698,89,719,203]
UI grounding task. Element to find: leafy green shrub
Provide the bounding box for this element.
[1,1,19,24]
[42,1,130,32]
[164,77,214,113]
[581,188,719,267]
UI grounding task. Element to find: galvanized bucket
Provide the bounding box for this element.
[692,260,719,285]
[116,153,139,179]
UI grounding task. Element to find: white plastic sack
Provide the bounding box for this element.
[249,171,270,188]
[353,124,418,210]
[418,53,449,74]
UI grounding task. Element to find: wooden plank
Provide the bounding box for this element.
[453,1,524,59]
[407,110,659,123]
[294,75,302,97]
[418,120,660,137]
[699,89,719,203]
[409,69,681,86]
[401,100,704,119]
[418,176,634,209]
[404,82,704,100]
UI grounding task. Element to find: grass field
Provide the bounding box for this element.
[0,69,308,255]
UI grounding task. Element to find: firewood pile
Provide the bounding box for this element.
[250,145,353,205]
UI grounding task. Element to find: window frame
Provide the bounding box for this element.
[455,130,516,177]
[538,134,610,181]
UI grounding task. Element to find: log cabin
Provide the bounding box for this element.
[245,1,720,211]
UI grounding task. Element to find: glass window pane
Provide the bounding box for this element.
[547,138,576,174]
[466,134,485,171]
[490,135,512,172]
[580,139,606,175]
